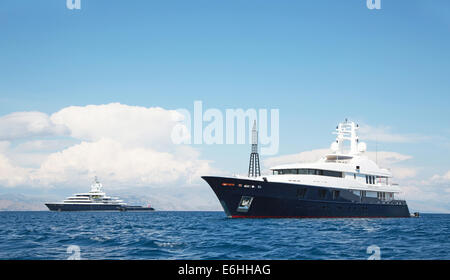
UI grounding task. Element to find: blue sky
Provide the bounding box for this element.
[0,0,450,211]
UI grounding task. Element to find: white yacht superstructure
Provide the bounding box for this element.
[62,177,126,206]
[268,120,401,202]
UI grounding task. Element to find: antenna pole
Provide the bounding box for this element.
[376,137,378,165]
[248,120,261,177]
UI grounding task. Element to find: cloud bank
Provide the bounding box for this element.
[358,124,430,143]
[0,103,219,210]
[0,111,69,140]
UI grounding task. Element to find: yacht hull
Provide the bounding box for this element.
[46,203,123,211]
[45,203,154,212]
[203,176,410,218]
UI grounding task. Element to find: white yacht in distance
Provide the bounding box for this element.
[45,177,154,211]
[202,120,410,218]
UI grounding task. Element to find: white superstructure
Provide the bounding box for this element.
[61,177,126,206]
[251,120,401,202]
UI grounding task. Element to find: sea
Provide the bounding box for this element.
[0,211,448,260]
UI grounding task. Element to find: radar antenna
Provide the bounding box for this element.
[332,120,366,155]
[91,176,103,192]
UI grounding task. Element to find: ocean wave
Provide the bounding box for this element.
[0,211,449,260]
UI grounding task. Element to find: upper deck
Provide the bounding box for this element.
[263,120,400,193]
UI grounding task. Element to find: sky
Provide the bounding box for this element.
[0,0,449,212]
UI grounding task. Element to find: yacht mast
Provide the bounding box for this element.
[332,119,362,155]
[248,120,261,177]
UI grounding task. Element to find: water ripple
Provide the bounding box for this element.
[0,212,449,260]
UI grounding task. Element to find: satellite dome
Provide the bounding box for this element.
[331,142,339,152]
[358,142,367,153]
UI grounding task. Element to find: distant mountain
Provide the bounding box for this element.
[0,186,223,211]
[117,192,222,211]
[0,193,52,211]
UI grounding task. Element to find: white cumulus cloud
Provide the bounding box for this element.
[50,103,184,150]
[0,111,69,140]
[0,103,216,197]
[431,170,450,182]
[32,138,213,188]
[0,154,30,187]
[358,124,429,143]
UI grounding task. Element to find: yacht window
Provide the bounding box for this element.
[321,170,343,178]
[333,190,340,199]
[366,191,377,198]
[297,188,307,199]
[318,189,327,199]
[380,177,388,185]
[275,168,342,178]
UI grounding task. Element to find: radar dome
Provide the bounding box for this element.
[331,142,339,152]
[358,142,367,153]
